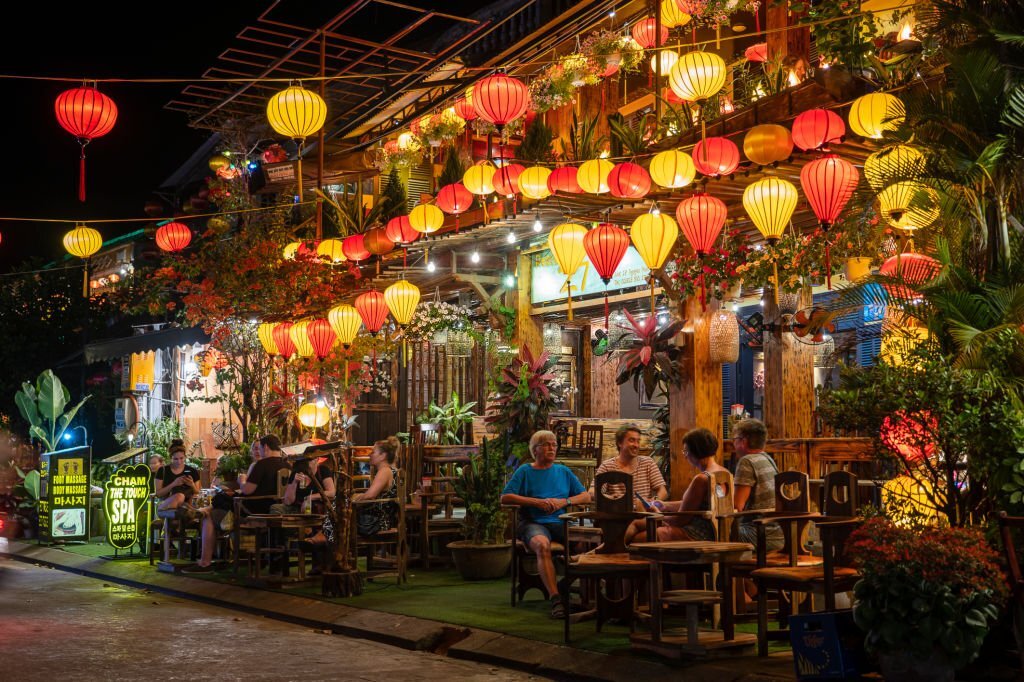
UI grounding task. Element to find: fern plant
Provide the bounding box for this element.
[607,113,649,157]
[564,111,605,161]
[519,119,556,163]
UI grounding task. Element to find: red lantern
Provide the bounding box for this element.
[493,163,524,197]
[454,96,477,121]
[745,43,768,63]
[55,85,118,202]
[472,71,530,131]
[880,252,941,293]
[607,162,652,199]
[631,18,669,48]
[584,223,630,329]
[342,233,370,262]
[355,290,389,335]
[364,226,395,256]
[801,154,860,288]
[547,166,582,194]
[385,215,419,245]
[155,221,192,252]
[880,410,937,465]
[675,192,728,309]
[692,137,740,177]
[306,318,336,361]
[272,321,297,360]
[791,109,845,152]
[435,182,474,232]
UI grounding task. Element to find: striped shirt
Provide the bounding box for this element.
[592,455,666,500]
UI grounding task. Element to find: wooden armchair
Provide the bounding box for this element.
[353,471,408,584]
[231,468,290,576]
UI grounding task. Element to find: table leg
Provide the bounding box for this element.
[722,563,734,641]
[649,559,662,643]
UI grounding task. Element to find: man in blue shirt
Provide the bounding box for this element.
[501,429,587,618]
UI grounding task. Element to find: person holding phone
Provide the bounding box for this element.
[154,441,199,512]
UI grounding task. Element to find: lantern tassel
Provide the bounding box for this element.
[82,260,89,298]
[604,291,610,331]
[512,194,517,218]
[296,141,305,203]
[700,271,707,312]
[566,279,574,321]
[650,274,656,315]
[755,8,760,33]
[825,242,832,290]
[455,214,460,233]
[716,25,721,49]
[772,260,780,306]
[78,145,87,203]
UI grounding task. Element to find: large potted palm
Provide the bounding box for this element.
[447,438,510,579]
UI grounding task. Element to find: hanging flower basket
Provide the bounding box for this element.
[431,329,448,346]
[447,329,474,358]
[778,292,801,315]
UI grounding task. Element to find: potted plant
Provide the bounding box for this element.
[405,299,475,345]
[484,346,558,464]
[669,227,749,306]
[580,28,643,76]
[447,438,511,579]
[214,451,251,486]
[848,516,1006,681]
[424,391,477,445]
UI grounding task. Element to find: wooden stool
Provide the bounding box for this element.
[661,590,722,645]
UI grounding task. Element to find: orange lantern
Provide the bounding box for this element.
[676,192,727,308]
[631,18,668,49]
[791,108,845,152]
[306,318,337,360]
[55,85,118,202]
[155,221,192,253]
[364,227,395,256]
[584,223,630,328]
[272,321,296,360]
[355,290,389,335]
[693,136,740,177]
[743,124,794,166]
[342,233,370,262]
[547,166,582,194]
[472,71,529,132]
[801,153,860,287]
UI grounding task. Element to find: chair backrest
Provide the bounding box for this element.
[593,470,633,513]
[821,470,858,517]
[774,470,810,513]
[275,467,291,498]
[999,512,1024,608]
[551,419,577,450]
[578,424,604,461]
[709,470,734,541]
[413,423,441,445]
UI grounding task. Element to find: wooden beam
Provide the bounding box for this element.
[762,288,815,440]
[513,252,543,355]
[530,287,666,316]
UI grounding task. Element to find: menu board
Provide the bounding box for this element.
[39,446,91,542]
[103,464,152,550]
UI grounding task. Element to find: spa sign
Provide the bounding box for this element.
[103,464,152,549]
[530,246,650,305]
[39,445,91,542]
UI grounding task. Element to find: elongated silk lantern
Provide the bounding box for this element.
[307,318,336,361]
[257,322,279,356]
[548,223,588,320]
[676,193,727,308]
[800,154,859,288]
[272,321,296,360]
[328,304,362,347]
[384,279,420,326]
[584,223,630,328]
[631,213,679,313]
[743,177,798,299]
[290,320,315,358]
[435,183,474,232]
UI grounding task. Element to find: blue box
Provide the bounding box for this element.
[789,610,862,680]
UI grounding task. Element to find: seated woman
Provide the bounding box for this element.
[153,441,199,513]
[272,457,335,515]
[315,436,400,545]
[629,428,726,543]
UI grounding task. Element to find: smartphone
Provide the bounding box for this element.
[634,492,654,511]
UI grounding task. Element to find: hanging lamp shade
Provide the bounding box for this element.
[272,321,297,360]
[436,183,474,216]
[282,241,302,260]
[709,311,740,363]
[864,144,925,190]
[493,163,525,197]
[660,0,691,28]
[577,159,614,194]
[463,163,496,196]
[548,223,588,276]
[743,124,794,166]
[631,18,669,49]
[519,166,553,199]
[849,92,905,139]
[355,290,389,335]
[55,85,118,202]
[328,304,363,347]
[384,279,421,326]
[607,162,652,199]
[155,221,191,253]
[547,166,582,194]
[298,402,330,429]
[800,154,859,229]
[675,193,727,255]
[584,223,629,284]
[631,213,679,270]
[880,252,940,287]
[692,136,740,177]
[453,89,477,121]
[307,318,337,360]
[668,51,727,102]
[316,238,347,263]
[409,204,445,234]
[791,108,845,152]
[649,150,696,188]
[266,84,326,140]
[385,215,420,244]
[878,182,940,230]
[290,320,316,358]
[745,43,768,63]
[342,233,370,261]
[364,227,395,256]
[63,225,103,258]
[650,51,680,75]
[742,177,798,241]
[472,71,529,130]
[257,322,279,356]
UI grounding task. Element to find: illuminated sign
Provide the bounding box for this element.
[103,464,152,549]
[39,446,91,542]
[530,246,651,305]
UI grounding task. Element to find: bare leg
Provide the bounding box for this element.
[158,493,185,512]
[529,535,558,599]
[624,518,646,545]
[197,510,215,567]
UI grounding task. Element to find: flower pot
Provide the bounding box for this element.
[878,649,955,682]
[447,540,512,580]
[844,257,872,283]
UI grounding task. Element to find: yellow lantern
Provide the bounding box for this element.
[409,204,445,234]
[397,132,416,150]
[864,144,925,190]
[384,279,421,326]
[660,0,691,28]
[882,475,938,527]
[257,322,279,356]
[881,322,929,366]
[631,213,679,271]
[547,223,588,320]
[463,162,496,196]
[743,124,794,166]
[282,241,302,260]
[668,51,727,102]
[297,402,330,429]
[742,177,798,242]
[316,238,347,263]
[328,304,362,347]
[267,84,327,139]
[849,92,905,139]
[577,159,614,194]
[877,182,939,231]
[289,320,315,358]
[64,224,103,259]
[650,51,679,74]
[519,166,552,199]
[649,150,696,188]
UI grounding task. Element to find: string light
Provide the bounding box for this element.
[533,212,543,232]
[427,261,436,273]
[506,227,517,244]
[504,273,516,287]
[470,250,480,263]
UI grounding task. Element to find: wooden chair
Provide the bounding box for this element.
[153,502,200,572]
[819,470,858,517]
[508,503,566,606]
[232,468,290,577]
[551,419,577,450]
[353,471,408,584]
[578,424,604,462]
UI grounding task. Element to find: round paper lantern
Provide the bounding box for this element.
[257,322,279,356]
[675,193,727,255]
[692,136,740,177]
[409,204,445,234]
[328,304,362,347]
[879,252,941,287]
[743,124,794,166]
[155,221,192,253]
[463,163,496,196]
[385,215,419,245]
[548,223,588,276]
[282,241,303,260]
[547,166,582,194]
[881,475,937,526]
[745,43,768,63]
[342,233,370,262]
[364,227,395,256]
[355,290,389,335]
[865,145,925,190]
[849,92,905,139]
[55,85,118,202]
[316,238,347,263]
[298,402,330,429]
[791,109,845,152]
[453,92,477,121]
[668,51,727,102]
[577,159,614,194]
[266,84,327,140]
[493,163,525,197]
[649,150,696,188]
[801,154,859,229]
[272,321,296,359]
[307,318,337,360]
[660,0,691,28]
[742,177,798,242]
[631,18,669,49]
[63,225,103,259]
[519,166,553,199]
[877,182,940,230]
[584,223,629,285]
[208,154,231,172]
[880,410,937,464]
[290,320,315,358]
[384,279,421,326]
[631,213,679,270]
[709,311,740,363]
[472,71,530,130]
[436,183,474,216]
[607,162,652,199]
[650,51,680,75]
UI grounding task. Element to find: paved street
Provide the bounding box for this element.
[0,555,544,682]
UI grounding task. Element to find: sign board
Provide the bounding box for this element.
[103,464,152,550]
[263,161,297,183]
[39,446,91,542]
[530,246,650,305]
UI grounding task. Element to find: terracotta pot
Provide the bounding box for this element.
[448,540,512,580]
[844,257,872,282]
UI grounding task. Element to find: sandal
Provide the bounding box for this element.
[549,596,566,619]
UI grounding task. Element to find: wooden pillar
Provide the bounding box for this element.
[512,251,543,355]
[580,323,593,417]
[762,287,814,441]
[590,328,620,418]
[668,298,724,497]
[766,2,810,63]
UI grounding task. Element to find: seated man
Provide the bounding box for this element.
[500,430,587,619]
[592,424,667,510]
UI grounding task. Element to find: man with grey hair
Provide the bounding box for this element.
[501,429,587,618]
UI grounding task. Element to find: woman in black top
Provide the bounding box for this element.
[154,441,199,512]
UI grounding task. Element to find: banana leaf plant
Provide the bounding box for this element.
[615,309,686,401]
[15,369,90,452]
[485,345,557,445]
